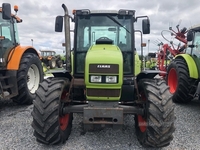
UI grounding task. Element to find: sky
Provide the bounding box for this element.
[1,0,200,56]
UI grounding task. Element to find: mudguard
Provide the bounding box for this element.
[136,70,166,82]
[7,45,39,70]
[175,54,198,79]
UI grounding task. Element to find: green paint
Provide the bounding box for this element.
[134,52,141,75]
[190,56,200,78]
[145,58,158,69]
[175,54,198,79]
[42,62,48,73]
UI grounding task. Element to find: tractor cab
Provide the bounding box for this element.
[55,8,151,101]
[0,4,21,67]
[186,25,200,58]
[55,9,150,77]
[74,10,134,75]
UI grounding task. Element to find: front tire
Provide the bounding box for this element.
[135,79,175,148]
[13,53,43,105]
[31,78,73,144]
[166,58,196,103]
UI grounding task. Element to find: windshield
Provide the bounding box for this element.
[0,13,20,65]
[75,14,133,74]
[76,14,132,51]
[186,31,200,58]
[0,14,20,44]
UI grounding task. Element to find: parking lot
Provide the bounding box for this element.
[0,97,200,150]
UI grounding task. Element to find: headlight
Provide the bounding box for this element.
[106,76,117,83]
[90,75,102,83]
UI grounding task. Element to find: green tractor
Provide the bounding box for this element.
[31,4,175,148]
[167,24,200,103]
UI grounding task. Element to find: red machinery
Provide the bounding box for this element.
[157,24,188,76]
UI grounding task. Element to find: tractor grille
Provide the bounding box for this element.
[89,64,119,74]
[87,88,120,97]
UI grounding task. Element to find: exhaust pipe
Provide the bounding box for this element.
[62,4,71,72]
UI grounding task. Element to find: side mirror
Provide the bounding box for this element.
[187,30,194,42]
[2,3,11,20]
[142,19,150,34]
[55,16,63,32]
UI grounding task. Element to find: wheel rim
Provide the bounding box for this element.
[59,91,69,131]
[59,115,69,131]
[138,92,147,132]
[168,68,178,93]
[60,62,63,68]
[27,64,40,93]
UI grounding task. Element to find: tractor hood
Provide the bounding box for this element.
[85,44,123,65]
[84,44,123,101]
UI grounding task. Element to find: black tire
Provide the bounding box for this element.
[31,78,73,144]
[166,58,196,103]
[49,58,56,69]
[57,60,63,68]
[135,79,175,148]
[13,53,43,105]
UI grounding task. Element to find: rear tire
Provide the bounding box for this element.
[13,53,43,105]
[31,78,73,144]
[166,58,196,103]
[57,60,63,68]
[135,79,175,148]
[49,58,56,69]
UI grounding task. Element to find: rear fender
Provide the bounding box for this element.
[7,45,40,70]
[175,54,198,79]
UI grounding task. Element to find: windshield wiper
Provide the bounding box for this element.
[106,15,130,33]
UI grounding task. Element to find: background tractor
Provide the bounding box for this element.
[40,50,63,69]
[167,24,200,103]
[157,24,187,77]
[0,3,43,104]
[31,4,175,148]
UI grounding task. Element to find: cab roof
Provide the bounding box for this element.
[189,24,200,31]
[73,9,135,16]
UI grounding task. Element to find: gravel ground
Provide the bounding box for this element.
[0,98,200,150]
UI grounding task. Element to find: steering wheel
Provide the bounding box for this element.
[96,37,113,45]
[1,38,13,47]
[98,37,110,40]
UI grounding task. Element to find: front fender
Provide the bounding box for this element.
[136,70,166,82]
[175,54,198,79]
[7,45,39,70]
